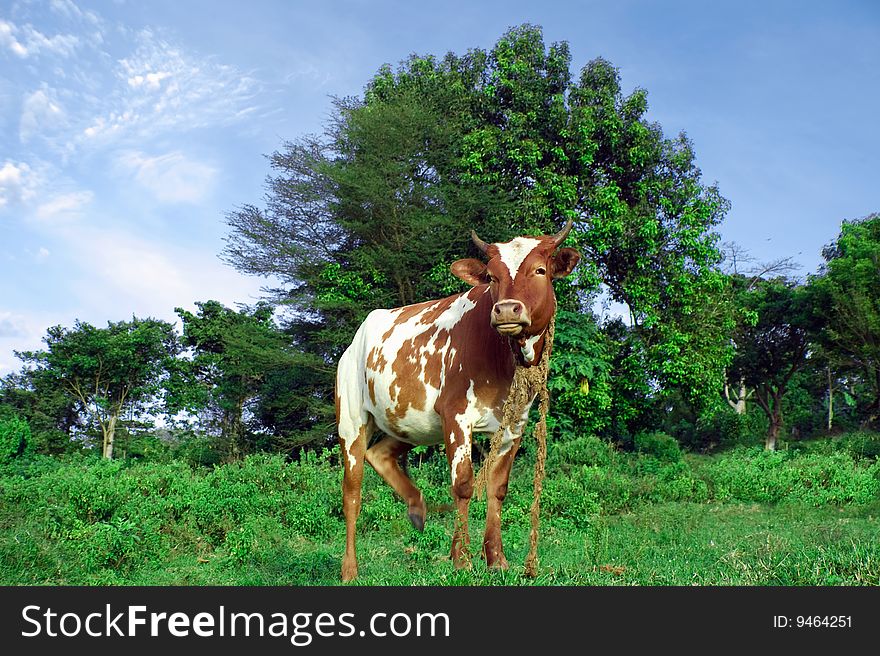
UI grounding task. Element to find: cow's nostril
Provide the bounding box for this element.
[513,305,521,314]
[494,306,501,314]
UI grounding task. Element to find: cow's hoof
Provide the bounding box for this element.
[407,509,425,532]
[341,559,358,582]
[487,554,510,570]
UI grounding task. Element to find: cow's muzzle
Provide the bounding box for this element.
[491,300,530,336]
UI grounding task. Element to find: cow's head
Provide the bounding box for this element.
[450,219,580,340]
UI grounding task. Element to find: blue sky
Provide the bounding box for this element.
[1,0,878,374]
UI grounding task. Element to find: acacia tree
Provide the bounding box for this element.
[16,318,178,458]
[224,25,733,443]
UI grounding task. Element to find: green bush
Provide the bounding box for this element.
[547,435,617,471]
[634,432,682,462]
[707,447,880,505]
[835,432,880,460]
[0,414,31,463]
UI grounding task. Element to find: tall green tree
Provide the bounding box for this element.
[812,213,880,426]
[16,318,179,458]
[224,25,732,443]
[727,277,814,450]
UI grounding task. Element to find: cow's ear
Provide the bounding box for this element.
[551,248,581,279]
[451,258,489,286]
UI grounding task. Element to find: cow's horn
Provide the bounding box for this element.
[551,218,574,247]
[471,230,490,255]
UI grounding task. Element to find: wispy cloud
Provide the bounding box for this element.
[66,226,263,321]
[34,189,93,222]
[0,18,80,59]
[0,312,27,338]
[0,161,39,208]
[19,86,67,143]
[117,150,217,204]
[76,28,262,149]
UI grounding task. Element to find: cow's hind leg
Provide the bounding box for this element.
[366,436,427,531]
[339,418,371,582]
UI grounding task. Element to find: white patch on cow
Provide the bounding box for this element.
[450,435,471,486]
[346,291,480,446]
[496,237,542,280]
[521,333,541,362]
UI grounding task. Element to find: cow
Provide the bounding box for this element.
[336,219,580,581]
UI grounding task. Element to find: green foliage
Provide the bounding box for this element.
[173,300,328,456]
[1,436,879,585]
[546,435,617,471]
[634,431,682,462]
[547,310,613,437]
[707,447,880,505]
[727,276,817,448]
[0,413,31,463]
[812,213,880,424]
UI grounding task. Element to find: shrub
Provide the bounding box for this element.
[706,447,880,505]
[0,414,31,463]
[634,432,682,462]
[835,432,880,460]
[547,435,617,471]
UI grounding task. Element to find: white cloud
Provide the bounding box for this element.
[0,312,27,338]
[20,87,66,143]
[0,20,28,57]
[117,151,217,204]
[36,246,50,262]
[0,309,66,375]
[35,190,93,222]
[127,71,172,90]
[66,227,264,324]
[0,161,39,208]
[0,18,80,59]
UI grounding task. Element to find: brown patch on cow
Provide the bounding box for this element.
[366,346,387,372]
[334,392,341,423]
[367,377,377,405]
[382,298,446,340]
[387,336,428,424]
[417,294,457,325]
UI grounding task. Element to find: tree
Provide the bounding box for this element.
[727,277,813,450]
[1,369,82,453]
[223,25,732,444]
[812,213,880,426]
[173,301,307,459]
[16,318,179,458]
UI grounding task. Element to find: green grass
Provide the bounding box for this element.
[1,435,878,586]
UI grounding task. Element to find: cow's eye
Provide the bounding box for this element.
[535,267,547,276]
[487,274,496,283]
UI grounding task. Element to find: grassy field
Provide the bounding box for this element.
[1,434,879,586]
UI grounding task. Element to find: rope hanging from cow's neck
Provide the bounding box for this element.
[474,313,554,578]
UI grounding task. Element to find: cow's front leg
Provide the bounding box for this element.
[442,417,473,569]
[483,433,521,569]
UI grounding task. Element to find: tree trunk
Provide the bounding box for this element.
[724,378,748,415]
[765,414,781,451]
[826,367,834,432]
[104,414,117,459]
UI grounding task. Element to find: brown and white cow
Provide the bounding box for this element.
[336,220,580,580]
